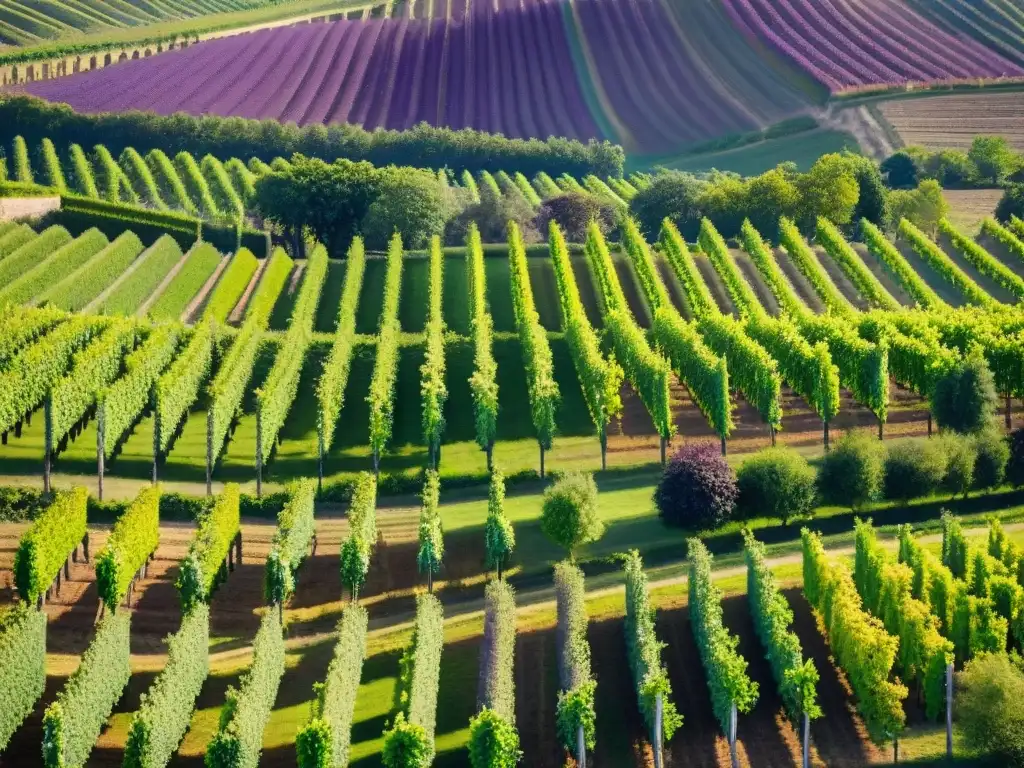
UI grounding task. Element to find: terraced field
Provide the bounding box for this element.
[877,90,1024,150]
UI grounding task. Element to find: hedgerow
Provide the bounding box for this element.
[623,551,682,742]
[0,605,46,750]
[295,605,368,768]
[0,228,108,306]
[95,486,160,610]
[470,579,520,768]
[68,143,99,198]
[554,560,596,759]
[177,484,240,610]
[40,137,67,191]
[0,225,72,288]
[42,611,131,768]
[382,593,444,767]
[206,611,286,768]
[123,604,210,768]
[264,478,316,605]
[200,154,244,219]
[802,528,906,744]
[41,230,144,312]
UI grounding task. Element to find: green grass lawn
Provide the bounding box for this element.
[356,259,388,335]
[315,260,347,334]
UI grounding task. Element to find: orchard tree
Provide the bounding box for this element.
[362,167,456,250]
[969,135,1017,186]
[817,430,886,510]
[541,471,603,559]
[629,170,708,240]
[931,351,998,435]
[796,153,860,229]
[888,180,948,236]
[535,191,616,242]
[996,184,1024,223]
[880,151,920,189]
[736,447,816,524]
[484,468,515,579]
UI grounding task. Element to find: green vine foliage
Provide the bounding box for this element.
[547,222,623,447]
[296,604,368,768]
[943,218,1024,300]
[14,487,88,604]
[50,320,136,446]
[861,219,944,309]
[340,473,378,599]
[421,236,447,461]
[799,313,889,423]
[745,313,839,424]
[467,224,499,458]
[123,604,210,768]
[317,237,366,454]
[155,321,214,455]
[0,314,99,434]
[802,528,907,744]
[651,307,732,438]
[70,143,100,198]
[857,314,956,398]
[553,560,596,757]
[99,324,180,458]
[622,217,671,312]
[383,594,444,766]
[697,313,783,429]
[0,225,73,292]
[368,234,404,465]
[605,310,673,439]
[0,605,46,751]
[898,218,995,308]
[0,229,109,307]
[206,611,286,768]
[468,708,522,768]
[0,305,66,368]
[739,218,806,318]
[688,539,759,732]
[146,149,193,213]
[256,244,328,463]
[623,551,682,741]
[42,611,131,768]
[508,222,559,454]
[41,137,66,191]
[779,216,854,316]
[202,249,258,323]
[698,218,761,318]
[177,484,240,610]
[659,219,719,318]
[95,486,160,610]
[119,146,165,210]
[853,520,953,720]
[816,218,900,311]
[174,151,219,218]
[417,470,444,578]
[484,469,515,573]
[584,221,629,315]
[744,532,820,722]
[264,479,316,604]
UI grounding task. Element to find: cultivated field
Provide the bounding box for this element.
[877,90,1024,150]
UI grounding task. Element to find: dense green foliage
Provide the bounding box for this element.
[264,479,316,605]
[206,611,285,768]
[931,349,999,435]
[736,448,817,524]
[382,594,444,767]
[802,528,906,744]
[0,228,107,306]
[368,235,403,469]
[541,472,603,557]
[0,605,46,751]
[688,538,758,731]
[178,484,240,610]
[466,224,499,464]
[470,580,521,768]
[623,551,682,741]
[817,430,885,509]
[816,217,900,310]
[899,219,995,308]
[42,230,144,312]
[744,533,819,722]
[420,237,447,465]
[553,561,596,758]
[94,486,160,609]
[203,249,259,323]
[416,470,444,583]
[295,605,368,768]
[154,321,213,456]
[339,473,377,601]
[41,611,131,768]
[14,487,87,604]
[484,469,515,577]
[123,605,210,768]
[956,654,1024,767]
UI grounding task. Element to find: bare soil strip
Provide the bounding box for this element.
[732,249,780,316]
[772,248,825,313]
[813,246,868,310]
[850,243,914,307]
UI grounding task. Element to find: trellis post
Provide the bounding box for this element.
[576,725,586,768]
[653,692,664,768]
[43,395,53,494]
[729,701,738,768]
[946,662,954,758]
[97,407,105,502]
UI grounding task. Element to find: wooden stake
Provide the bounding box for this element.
[729,701,738,768]
[946,662,954,758]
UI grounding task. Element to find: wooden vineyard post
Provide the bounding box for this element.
[721,434,727,456]
[205,410,213,497]
[769,424,776,447]
[539,444,545,480]
[823,419,830,451]
[1007,393,1012,429]
[576,725,586,768]
[43,395,53,494]
[927,412,932,438]
[878,414,884,441]
[660,435,667,466]
[600,429,607,471]
[802,712,810,768]
[653,692,664,768]
[946,662,954,759]
[729,701,738,768]
[152,401,160,485]
[255,406,263,499]
[317,420,324,495]
[96,407,105,502]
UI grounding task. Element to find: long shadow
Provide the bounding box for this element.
[209,561,265,642]
[131,562,184,654]
[657,603,722,767]
[514,624,562,768]
[589,614,647,766]
[46,569,101,657]
[288,551,340,611]
[273,634,336,710]
[784,586,877,766]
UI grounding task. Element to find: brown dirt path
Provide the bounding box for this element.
[773,248,825,313]
[732,250,780,316]
[851,243,914,308]
[814,246,869,311]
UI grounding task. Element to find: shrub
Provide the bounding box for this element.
[736,447,816,524]
[884,438,948,502]
[540,472,603,557]
[996,184,1024,224]
[957,653,1024,766]
[817,431,885,509]
[930,351,999,435]
[534,192,616,242]
[941,435,977,498]
[974,429,1010,491]
[655,442,737,530]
